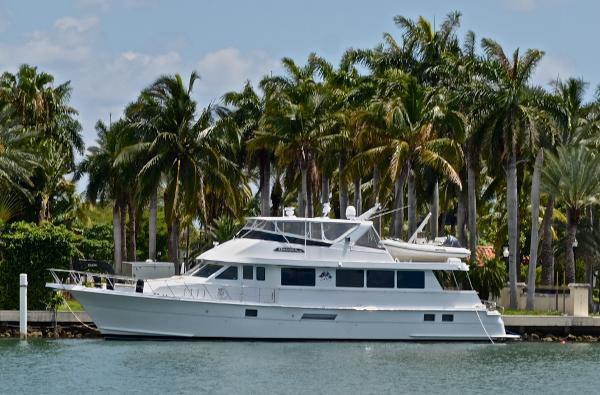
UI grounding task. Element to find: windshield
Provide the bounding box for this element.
[237,219,357,243]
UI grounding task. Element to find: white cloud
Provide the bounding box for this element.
[54,16,98,33]
[197,48,278,101]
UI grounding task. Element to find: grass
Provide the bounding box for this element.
[501,308,561,316]
[57,299,84,312]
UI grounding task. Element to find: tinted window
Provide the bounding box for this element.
[396,271,425,289]
[366,270,394,288]
[281,268,315,286]
[279,221,306,236]
[336,269,364,288]
[355,227,382,249]
[442,314,454,322]
[256,266,265,281]
[424,314,435,322]
[243,265,253,280]
[434,270,472,290]
[322,223,357,240]
[216,266,238,280]
[194,264,223,278]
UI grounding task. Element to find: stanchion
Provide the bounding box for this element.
[19,273,27,340]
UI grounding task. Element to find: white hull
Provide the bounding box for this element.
[381,239,470,262]
[63,286,511,340]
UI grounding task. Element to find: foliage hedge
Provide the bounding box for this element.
[77,223,113,261]
[0,221,77,310]
[469,257,507,301]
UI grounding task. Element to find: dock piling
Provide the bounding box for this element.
[19,273,27,339]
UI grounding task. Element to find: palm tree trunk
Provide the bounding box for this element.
[38,193,49,223]
[307,164,314,218]
[338,151,348,219]
[392,168,407,238]
[120,202,127,265]
[507,151,519,309]
[457,189,467,247]
[353,177,362,216]
[430,177,439,239]
[148,189,157,260]
[372,166,381,233]
[466,156,478,262]
[407,165,417,237]
[259,152,270,216]
[300,167,308,218]
[540,195,555,285]
[168,216,180,275]
[526,149,543,310]
[126,198,136,262]
[565,210,577,284]
[321,174,330,205]
[112,202,122,274]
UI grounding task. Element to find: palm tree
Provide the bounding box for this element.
[254,58,328,218]
[0,64,84,222]
[0,106,37,196]
[474,39,545,308]
[538,78,596,286]
[222,81,271,216]
[131,72,243,271]
[76,119,130,272]
[542,145,600,283]
[355,72,463,237]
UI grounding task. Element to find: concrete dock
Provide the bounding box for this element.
[503,315,600,336]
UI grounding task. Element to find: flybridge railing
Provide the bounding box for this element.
[48,268,277,304]
[49,269,137,290]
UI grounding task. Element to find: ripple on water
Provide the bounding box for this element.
[1,339,599,395]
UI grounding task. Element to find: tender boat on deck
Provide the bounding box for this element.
[381,237,471,262]
[47,206,514,340]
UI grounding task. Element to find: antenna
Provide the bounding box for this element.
[109,112,112,128]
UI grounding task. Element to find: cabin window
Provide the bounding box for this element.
[243,265,253,280]
[322,223,357,241]
[279,221,306,236]
[256,266,266,281]
[433,270,472,291]
[442,314,454,322]
[396,271,425,289]
[424,314,435,322]
[216,266,238,280]
[193,264,223,278]
[336,269,364,288]
[366,270,394,288]
[281,268,315,286]
[355,227,383,249]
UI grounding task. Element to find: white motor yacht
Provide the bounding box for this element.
[47,206,514,341]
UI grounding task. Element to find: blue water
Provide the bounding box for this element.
[1,339,598,394]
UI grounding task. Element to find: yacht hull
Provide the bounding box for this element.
[58,285,512,341]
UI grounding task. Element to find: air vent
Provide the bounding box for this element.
[301,313,337,320]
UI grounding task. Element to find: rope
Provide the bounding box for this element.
[466,272,495,345]
[62,299,96,331]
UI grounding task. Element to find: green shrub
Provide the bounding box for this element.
[469,257,507,300]
[0,221,77,310]
[76,223,113,261]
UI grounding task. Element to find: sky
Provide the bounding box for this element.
[0,0,598,173]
